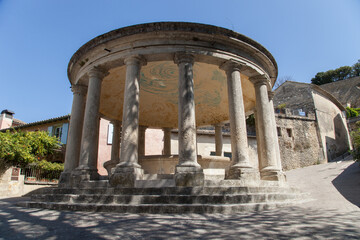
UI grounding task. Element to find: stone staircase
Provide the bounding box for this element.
[18,178,308,213]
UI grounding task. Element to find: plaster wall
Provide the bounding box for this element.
[312,91,351,161]
[0,114,12,130]
[97,118,112,175]
[21,119,69,132]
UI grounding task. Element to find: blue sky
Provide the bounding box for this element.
[0,0,359,123]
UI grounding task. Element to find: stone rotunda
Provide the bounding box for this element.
[22,22,304,213]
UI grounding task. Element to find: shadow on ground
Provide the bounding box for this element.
[0,197,359,239]
[332,161,360,208]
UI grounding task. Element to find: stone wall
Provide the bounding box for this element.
[0,167,53,198]
[276,114,324,171]
[274,81,315,114]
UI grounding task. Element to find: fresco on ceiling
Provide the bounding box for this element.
[139,62,226,106]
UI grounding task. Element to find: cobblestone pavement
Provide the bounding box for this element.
[0,159,359,240]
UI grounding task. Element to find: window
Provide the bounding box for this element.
[47,123,68,144]
[277,127,281,136]
[107,123,114,144]
[54,126,62,139]
[287,128,292,138]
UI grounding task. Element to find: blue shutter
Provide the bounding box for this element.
[61,123,69,144]
[47,126,53,136]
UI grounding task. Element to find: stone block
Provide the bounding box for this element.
[109,166,143,188]
[225,167,260,186]
[174,166,204,187]
[70,169,99,188]
[58,172,71,188]
[260,169,287,182]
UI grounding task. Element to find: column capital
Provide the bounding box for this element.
[250,74,271,87]
[268,91,275,100]
[174,52,194,65]
[88,66,109,80]
[124,55,147,67]
[71,84,87,95]
[220,60,246,73]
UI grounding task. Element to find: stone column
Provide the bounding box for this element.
[251,76,283,181]
[174,52,204,186]
[110,55,146,187]
[71,67,107,183]
[268,91,285,173]
[214,124,223,156]
[103,120,121,176]
[163,127,172,156]
[59,84,87,186]
[220,61,259,182]
[138,126,147,157]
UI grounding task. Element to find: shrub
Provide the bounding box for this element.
[346,107,360,118]
[0,130,63,176]
[350,121,360,163]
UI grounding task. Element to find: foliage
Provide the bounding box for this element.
[350,121,360,162]
[246,114,255,127]
[311,59,360,85]
[277,103,287,109]
[0,130,63,172]
[351,60,360,77]
[346,107,360,118]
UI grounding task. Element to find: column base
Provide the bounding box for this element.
[174,165,204,187]
[70,168,100,188]
[260,167,287,182]
[109,165,144,188]
[58,172,72,188]
[225,167,260,185]
[103,159,119,177]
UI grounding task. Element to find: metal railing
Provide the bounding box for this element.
[20,167,61,184]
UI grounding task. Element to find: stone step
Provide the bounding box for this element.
[31,192,301,205]
[134,179,175,188]
[30,186,302,196]
[18,201,301,214]
[143,174,173,180]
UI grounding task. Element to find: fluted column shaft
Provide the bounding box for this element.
[163,127,172,156]
[63,85,87,173]
[221,61,251,168]
[118,56,146,167]
[77,68,106,175]
[252,76,280,178]
[214,124,223,156]
[175,53,199,167]
[111,120,121,162]
[109,56,146,187]
[138,126,147,157]
[173,52,203,187]
[268,91,283,170]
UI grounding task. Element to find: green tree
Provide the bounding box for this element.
[0,130,63,176]
[351,59,360,77]
[311,59,360,85]
[311,70,335,85]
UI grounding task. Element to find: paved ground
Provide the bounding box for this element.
[0,158,359,239]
